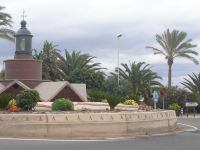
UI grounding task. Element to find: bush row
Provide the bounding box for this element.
[0,90,74,111]
[0,90,40,111]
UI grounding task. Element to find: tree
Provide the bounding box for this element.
[182,73,200,102]
[33,41,62,81]
[0,6,15,42]
[58,50,103,82]
[103,73,131,98]
[147,29,199,89]
[67,69,105,90]
[159,86,187,108]
[83,71,105,90]
[33,49,43,60]
[119,61,161,101]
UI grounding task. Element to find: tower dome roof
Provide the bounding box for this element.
[15,20,32,36]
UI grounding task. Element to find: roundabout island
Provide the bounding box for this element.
[0,18,178,139]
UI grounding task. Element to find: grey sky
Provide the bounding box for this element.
[0,0,200,86]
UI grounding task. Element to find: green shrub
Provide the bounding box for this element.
[16,90,40,111]
[52,98,74,111]
[168,103,181,111]
[106,94,123,110]
[88,90,106,102]
[0,93,14,109]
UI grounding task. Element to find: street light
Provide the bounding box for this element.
[2,61,5,80]
[117,34,122,88]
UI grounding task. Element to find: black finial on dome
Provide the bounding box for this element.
[20,9,27,28]
[15,10,32,37]
[21,20,26,28]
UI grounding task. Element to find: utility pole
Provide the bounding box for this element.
[117,34,122,88]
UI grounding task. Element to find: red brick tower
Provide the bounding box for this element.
[4,19,42,80]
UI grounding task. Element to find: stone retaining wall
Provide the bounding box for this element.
[0,110,177,138]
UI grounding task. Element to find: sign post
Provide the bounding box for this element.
[160,87,166,110]
[153,90,159,109]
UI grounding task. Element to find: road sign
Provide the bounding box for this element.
[153,91,159,102]
[152,91,159,109]
[185,102,198,118]
[186,102,198,107]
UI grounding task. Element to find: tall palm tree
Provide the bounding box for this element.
[33,41,61,81]
[119,61,161,100]
[58,50,103,81]
[182,73,200,96]
[0,6,15,42]
[147,29,199,89]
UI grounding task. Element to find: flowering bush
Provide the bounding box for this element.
[124,99,139,108]
[9,105,20,112]
[168,103,181,111]
[7,99,20,112]
[139,104,153,111]
[7,99,17,108]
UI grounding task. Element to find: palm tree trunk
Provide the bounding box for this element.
[168,64,172,89]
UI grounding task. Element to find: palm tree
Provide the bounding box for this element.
[119,61,161,100]
[58,50,103,82]
[0,6,15,42]
[33,49,43,60]
[33,41,62,81]
[182,73,200,99]
[147,29,199,89]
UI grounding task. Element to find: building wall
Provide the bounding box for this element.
[4,59,42,80]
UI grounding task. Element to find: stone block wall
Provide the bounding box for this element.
[0,110,177,138]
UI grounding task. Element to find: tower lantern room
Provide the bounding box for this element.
[15,19,33,59]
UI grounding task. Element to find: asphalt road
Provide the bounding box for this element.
[178,117,200,129]
[0,117,200,150]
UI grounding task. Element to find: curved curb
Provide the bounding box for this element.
[0,126,187,142]
[0,123,197,142]
[0,130,184,142]
[0,131,185,142]
[177,123,199,132]
[0,137,107,142]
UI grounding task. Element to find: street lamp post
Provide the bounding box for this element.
[117,34,122,88]
[3,61,5,80]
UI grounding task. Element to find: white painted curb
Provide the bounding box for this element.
[0,137,107,142]
[177,123,199,132]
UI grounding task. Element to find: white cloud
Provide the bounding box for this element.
[0,0,200,86]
